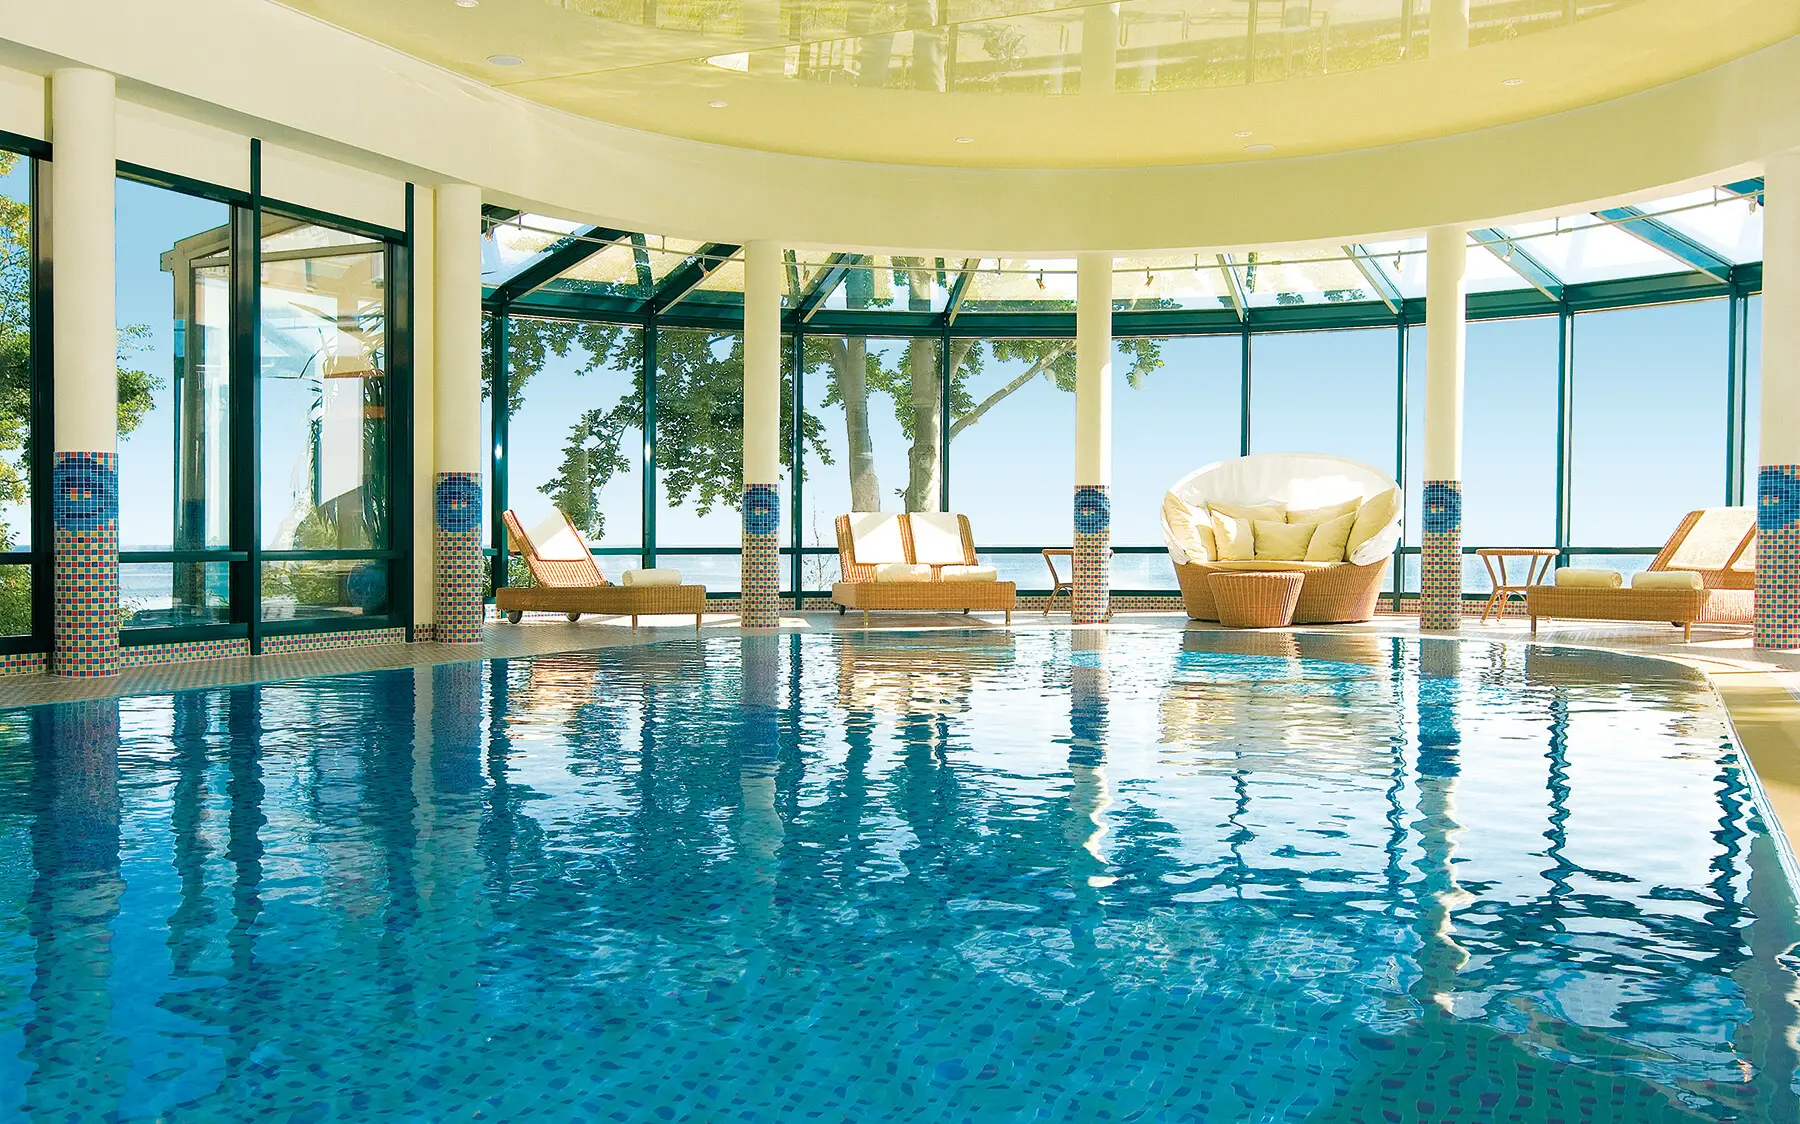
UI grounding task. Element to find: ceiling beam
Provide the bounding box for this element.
[1469,228,1564,301]
[646,242,741,317]
[1592,206,1731,281]
[1341,244,1402,314]
[941,257,983,328]
[487,225,631,307]
[1217,254,1248,321]
[795,253,859,323]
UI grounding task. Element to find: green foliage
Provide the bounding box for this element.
[0,564,28,636]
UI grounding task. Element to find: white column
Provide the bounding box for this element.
[1420,226,1467,631]
[741,240,783,627]
[1756,149,1800,649]
[1431,0,1470,55]
[1072,252,1113,625]
[50,68,120,678]
[431,183,486,642]
[1082,3,1119,95]
[52,69,116,456]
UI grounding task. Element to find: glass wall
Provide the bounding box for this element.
[1250,327,1397,473]
[259,215,394,622]
[503,316,644,583]
[0,149,31,637]
[1570,300,1729,574]
[115,178,232,628]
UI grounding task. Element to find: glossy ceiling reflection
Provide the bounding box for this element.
[275,0,1795,167]
[482,178,1765,318]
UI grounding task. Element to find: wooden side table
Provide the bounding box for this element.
[1476,547,1559,622]
[1040,548,1112,616]
[1207,571,1305,628]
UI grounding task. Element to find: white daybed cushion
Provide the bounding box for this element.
[1556,568,1623,588]
[1210,513,1254,561]
[527,513,590,561]
[1633,570,1704,591]
[940,565,998,582]
[848,512,909,565]
[1252,519,1315,561]
[1288,499,1358,525]
[1162,494,1215,562]
[907,512,968,565]
[621,568,681,587]
[1306,511,1357,562]
[1165,454,1401,566]
[1345,487,1403,567]
[875,563,933,582]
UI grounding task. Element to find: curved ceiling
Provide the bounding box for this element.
[275,0,1795,168]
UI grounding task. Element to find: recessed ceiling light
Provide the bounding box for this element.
[487,54,524,66]
[1502,77,1526,87]
[708,100,729,108]
[1244,143,1275,153]
[955,136,975,144]
[454,0,478,7]
[1233,130,1252,138]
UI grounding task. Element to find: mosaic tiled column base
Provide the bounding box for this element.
[1755,465,1800,649]
[741,484,781,629]
[1419,480,1462,633]
[53,451,121,678]
[1073,485,1111,625]
[435,472,485,643]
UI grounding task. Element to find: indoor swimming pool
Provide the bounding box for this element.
[0,630,1796,1121]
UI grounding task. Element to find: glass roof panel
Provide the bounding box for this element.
[481,214,584,286]
[1111,254,1233,311]
[813,257,954,313]
[960,259,1077,312]
[1237,246,1377,308]
[539,239,651,299]
[1500,215,1687,284]
[1643,190,1763,265]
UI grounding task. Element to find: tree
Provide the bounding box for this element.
[0,152,160,635]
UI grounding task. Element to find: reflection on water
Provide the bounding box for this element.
[0,630,1796,1121]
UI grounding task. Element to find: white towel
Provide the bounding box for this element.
[1554,568,1623,589]
[939,565,998,583]
[875,563,932,583]
[1631,570,1703,591]
[621,568,681,587]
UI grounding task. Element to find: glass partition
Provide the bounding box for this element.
[1250,327,1398,472]
[0,150,32,637]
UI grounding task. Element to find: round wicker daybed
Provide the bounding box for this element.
[1161,454,1404,624]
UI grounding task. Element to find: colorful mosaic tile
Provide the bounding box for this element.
[52,451,119,678]
[0,651,48,678]
[742,485,781,628]
[1757,464,1800,649]
[119,637,250,669]
[1419,480,1461,632]
[262,627,408,655]
[436,473,486,644]
[1072,485,1111,625]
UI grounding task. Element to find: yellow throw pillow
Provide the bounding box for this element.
[1288,499,1359,525]
[1210,512,1255,561]
[1346,488,1401,559]
[1253,519,1316,562]
[1305,511,1356,562]
[1211,501,1286,525]
[1161,493,1216,562]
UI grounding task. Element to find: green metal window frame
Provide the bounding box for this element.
[484,235,1766,610]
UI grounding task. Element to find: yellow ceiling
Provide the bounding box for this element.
[276,0,1797,168]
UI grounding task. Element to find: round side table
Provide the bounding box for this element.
[1207,571,1305,629]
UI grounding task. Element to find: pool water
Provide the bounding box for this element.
[2,629,1798,1122]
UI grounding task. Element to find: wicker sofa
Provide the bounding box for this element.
[832,512,1017,625]
[1163,454,1403,624]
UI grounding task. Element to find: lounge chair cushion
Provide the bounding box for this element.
[1162,494,1216,563]
[1253,519,1316,561]
[940,565,998,582]
[1556,568,1623,588]
[1211,501,1286,524]
[1210,512,1255,561]
[621,568,682,587]
[875,563,933,582]
[1345,488,1401,564]
[848,512,909,565]
[1665,508,1755,571]
[1288,499,1359,525]
[527,513,590,561]
[1633,570,1704,590]
[1306,511,1357,562]
[1201,560,1338,572]
[907,512,969,565]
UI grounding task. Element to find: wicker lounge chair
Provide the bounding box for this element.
[1527,508,1755,639]
[1163,454,1403,624]
[497,509,707,629]
[831,512,1017,625]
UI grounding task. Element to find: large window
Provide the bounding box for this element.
[259,216,395,623]
[1570,301,1728,558]
[1250,327,1397,472]
[116,178,232,628]
[0,149,32,638]
[503,316,643,580]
